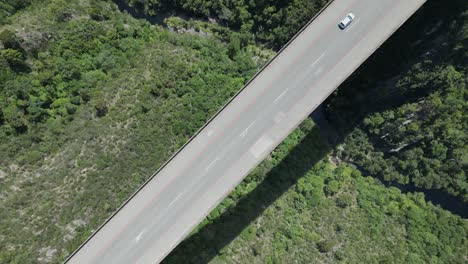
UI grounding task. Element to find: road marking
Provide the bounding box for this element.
[207,130,214,136]
[240,121,256,138]
[88,0,414,259]
[205,157,220,171]
[90,0,361,257]
[134,228,147,243]
[346,18,361,32]
[273,89,289,104]
[169,193,184,207]
[310,52,326,68]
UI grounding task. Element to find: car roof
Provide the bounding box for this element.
[341,17,351,23]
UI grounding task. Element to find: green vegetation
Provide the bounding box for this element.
[123,0,468,203]
[328,0,468,203]
[338,66,467,200]
[165,119,468,263]
[0,0,466,263]
[124,0,328,49]
[0,0,269,262]
[0,0,33,25]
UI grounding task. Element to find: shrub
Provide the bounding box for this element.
[0,29,20,49]
[317,239,336,253]
[336,193,353,208]
[94,99,108,117]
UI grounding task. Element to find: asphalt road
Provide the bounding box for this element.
[66,0,426,263]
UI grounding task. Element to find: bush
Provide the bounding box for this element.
[0,29,20,49]
[324,180,340,196]
[49,0,73,22]
[0,49,25,69]
[336,193,353,208]
[94,99,108,117]
[317,239,336,253]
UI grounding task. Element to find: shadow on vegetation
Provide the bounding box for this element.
[164,108,465,264]
[112,0,167,24]
[164,109,466,264]
[323,0,468,217]
[112,0,192,25]
[163,1,467,260]
[112,0,466,262]
[163,123,332,263]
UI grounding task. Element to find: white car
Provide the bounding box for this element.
[339,13,355,29]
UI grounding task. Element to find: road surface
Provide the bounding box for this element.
[66,0,426,263]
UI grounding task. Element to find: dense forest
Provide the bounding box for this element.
[123,0,328,49]
[0,0,267,261]
[0,0,32,24]
[0,0,466,263]
[327,0,467,203]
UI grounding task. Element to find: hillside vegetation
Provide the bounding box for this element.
[166,119,467,263]
[0,0,268,261]
[124,0,328,49]
[0,0,466,263]
[125,0,468,203]
[0,0,33,24]
[113,0,468,262]
[328,0,468,203]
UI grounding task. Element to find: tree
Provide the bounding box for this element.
[94,99,108,117]
[0,49,25,70]
[0,29,21,50]
[227,33,240,59]
[317,239,336,253]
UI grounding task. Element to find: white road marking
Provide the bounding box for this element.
[240,121,256,138]
[205,157,220,171]
[134,228,147,243]
[273,89,289,104]
[207,130,214,136]
[310,52,326,68]
[169,193,184,207]
[346,18,361,32]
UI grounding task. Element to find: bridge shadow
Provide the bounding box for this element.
[161,1,467,261]
[163,121,334,263]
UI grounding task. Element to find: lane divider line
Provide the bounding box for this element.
[66,1,361,262]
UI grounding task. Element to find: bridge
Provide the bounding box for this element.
[66,0,426,263]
